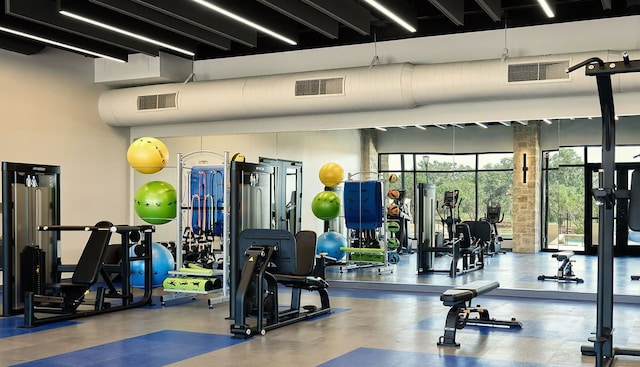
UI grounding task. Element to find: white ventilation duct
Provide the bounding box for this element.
[98,50,640,127]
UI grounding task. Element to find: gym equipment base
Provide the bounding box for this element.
[437,280,522,347]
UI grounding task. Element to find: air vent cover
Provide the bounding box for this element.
[137,93,177,110]
[508,61,570,82]
[295,77,344,96]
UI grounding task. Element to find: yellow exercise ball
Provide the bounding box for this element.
[127,137,169,174]
[319,162,344,187]
[231,152,246,162]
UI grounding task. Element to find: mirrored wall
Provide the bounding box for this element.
[132,116,640,295]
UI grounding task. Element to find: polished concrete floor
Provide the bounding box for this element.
[2,250,640,366]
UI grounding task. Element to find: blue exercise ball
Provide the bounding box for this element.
[129,242,175,288]
[630,230,640,243]
[316,231,347,260]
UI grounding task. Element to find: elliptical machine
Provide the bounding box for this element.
[438,190,461,245]
[484,204,506,255]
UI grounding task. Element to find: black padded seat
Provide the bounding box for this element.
[43,221,113,304]
[553,251,574,261]
[273,230,329,290]
[440,280,499,306]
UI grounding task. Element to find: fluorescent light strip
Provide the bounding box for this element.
[0,25,126,63]
[434,124,447,129]
[192,0,297,45]
[364,0,416,33]
[60,10,195,56]
[537,0,555,18]
[542,118,553,124]
[414,124,426,130]
[498,121,511,126]
[474,122,488,129]
[375,126,387,131]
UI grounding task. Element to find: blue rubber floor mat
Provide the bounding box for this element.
[12,330,247,367]
[0,316,77,338]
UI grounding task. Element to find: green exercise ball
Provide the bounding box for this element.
[134,181,177,225]
[388,221,400,233]
[312,191,341,221]
[388,237,400,250]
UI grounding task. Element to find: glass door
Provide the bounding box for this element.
[543,150,586,252]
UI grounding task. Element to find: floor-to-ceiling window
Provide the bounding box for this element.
[379,152,514,241]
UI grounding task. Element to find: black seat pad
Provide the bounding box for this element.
[273,274,328,290]
[440,280,499,305]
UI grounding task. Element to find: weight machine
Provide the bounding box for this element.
[569,52,640,367]
[22,223,154,327]
[2,162,60,317]
[416,186,483,277]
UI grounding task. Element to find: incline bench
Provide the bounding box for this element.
[438,280,522,347]
[537,251,584,283]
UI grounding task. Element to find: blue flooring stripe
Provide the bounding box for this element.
[318,347,566,367]
[0,316,77,338]
[12,330,246,367]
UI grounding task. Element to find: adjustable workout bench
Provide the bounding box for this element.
[537,251,584,283]
[23,222,155,327]
[438,280,522,347]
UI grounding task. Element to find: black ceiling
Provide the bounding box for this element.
[1,0,639,61]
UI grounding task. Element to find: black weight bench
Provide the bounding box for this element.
[438,280,522,347]
[538,251,584,283]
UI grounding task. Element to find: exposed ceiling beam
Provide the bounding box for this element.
[427,0,464,26]
[193,0,298,46]
[0,33,45,55]
[0,14,129,60]
[6,0,157,55]
[59,0,200,57]
[257,0,339,39]
[301,0,372,36]
[537,0,556,18]
[89,0,231,50]
[474,0,501,22]
[364,0,417,33]
[131,0,258,47]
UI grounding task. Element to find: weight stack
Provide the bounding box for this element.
[20,246,45,301]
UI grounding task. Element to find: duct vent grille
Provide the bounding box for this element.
[137,93,177,110]
[508,61,570,82]
[295,77,344,96]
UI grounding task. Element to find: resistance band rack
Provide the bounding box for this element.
[161,150,230,308]
[340,171,392,274]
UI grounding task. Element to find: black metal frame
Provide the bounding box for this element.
[437,281,522,347]
[416,184,484,277]
[2,162,61,317]
[22,224,155,328]
[537,251,584,283]
[569,53,640,367]
[230,229,331,339]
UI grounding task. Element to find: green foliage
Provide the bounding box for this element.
[547,149,585,233]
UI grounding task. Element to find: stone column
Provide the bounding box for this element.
[361,129,378,172]
[512,122,541,252]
